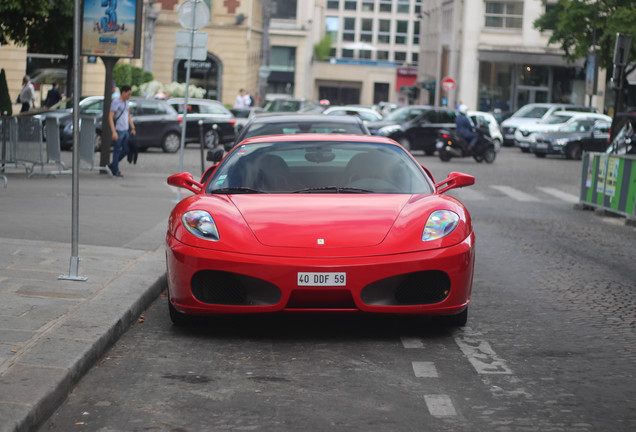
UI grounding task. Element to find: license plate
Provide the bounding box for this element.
[298,272,346,286]
[535,143,548,149]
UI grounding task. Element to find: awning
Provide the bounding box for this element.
[478,50,585,67]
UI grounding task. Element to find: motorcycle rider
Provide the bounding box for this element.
[455,104,478,152]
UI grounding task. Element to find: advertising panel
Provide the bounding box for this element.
[82,0,142,58]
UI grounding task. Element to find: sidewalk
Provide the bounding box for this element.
[0,149,193,432]
[0,238,166,432]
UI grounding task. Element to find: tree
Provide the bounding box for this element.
[313,35,333,62]
[0,0,73,54]
[534,0,636,75]
[0,68,12,116]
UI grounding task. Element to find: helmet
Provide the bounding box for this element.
[458,104,468,114]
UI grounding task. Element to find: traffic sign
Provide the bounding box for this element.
[178,0,210,31]
[441,77,456,91]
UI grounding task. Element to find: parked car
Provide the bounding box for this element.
[60,97,182,152]
[468,110,503,150]
[229,113,370,151]
[166,134,476,327]
[263,98,321,113]
[323,106,383,122]
[366,105,457,154]
[167,98,236,148]
[515,112,611,152]
[230,106,265,134]
[501,103,599,146]
[530,119,611,159]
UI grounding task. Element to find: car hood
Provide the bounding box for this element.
[231,194,411,248]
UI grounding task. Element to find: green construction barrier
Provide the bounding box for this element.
[580,152,636,222]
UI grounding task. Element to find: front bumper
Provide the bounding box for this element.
[166,233,475,317]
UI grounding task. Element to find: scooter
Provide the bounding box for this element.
[436,127,497,163]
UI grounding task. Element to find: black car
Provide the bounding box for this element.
[530,119,611,159]
[60,97,182,152]
[167,98,236,149]
[366,105,457,154]
[229,113,370,151]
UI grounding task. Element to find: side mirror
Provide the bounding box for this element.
[167,172,203,194]
[206,148,224,163]
[435,171,475,195]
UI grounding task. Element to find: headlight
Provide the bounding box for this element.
[182,210,219,241]
[422,210,459,241]
[554,138,569,146]
[377,124,401,136]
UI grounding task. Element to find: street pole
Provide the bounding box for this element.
[257,0,271,107]
[60,0,87,281]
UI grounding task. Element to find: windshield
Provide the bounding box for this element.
[383,106,426,123]
[207,140,433,194]
[514,106,550,119]
[241,120,365,140]
[558,121,593,133]
[542,114,573,124]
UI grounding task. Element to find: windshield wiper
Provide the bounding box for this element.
[292,186,373,194]
[211,187,264,194]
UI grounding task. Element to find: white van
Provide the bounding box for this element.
[501,103,598,146]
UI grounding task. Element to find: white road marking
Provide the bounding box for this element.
[400,337,424,348]
[424,394,457,417]
[490,185,540,202]
[449,188,487,201]
[412,361,438,378]
[454,329,512,375]
[536,186,579,204]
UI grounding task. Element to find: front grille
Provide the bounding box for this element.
[361,271,450,306]
[191,270,281,305]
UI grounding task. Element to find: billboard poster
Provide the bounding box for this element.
[82,0,142,58]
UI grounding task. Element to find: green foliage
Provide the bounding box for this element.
[534,0,636,74]
[0,69,12,116]
[313,34,333,61]
[113,63,153,88]
[0,0,73,54]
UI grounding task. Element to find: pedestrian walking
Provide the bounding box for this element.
[105,85,136,178]
[234,89,248,108]
[18,75,36,113]
[44,82,62,109]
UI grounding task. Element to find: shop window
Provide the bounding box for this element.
[272,0,297,19]
[485,1,523,29]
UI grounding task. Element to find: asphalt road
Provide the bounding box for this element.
[19,145,636,431]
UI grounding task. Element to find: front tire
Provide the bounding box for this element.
[439,150,451,162]
[162,131,181,153]
[566,143,582,160]
[482,147,496,163]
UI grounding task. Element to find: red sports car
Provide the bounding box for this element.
[166,134,475,326]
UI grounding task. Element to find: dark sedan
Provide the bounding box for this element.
[167,98,236,149]
[530,119,610,159]
[366,105,457,154]
[60,97,182,153]
[228,113,370,151]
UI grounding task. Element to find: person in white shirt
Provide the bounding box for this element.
[19,75,36,113]
[234,89,247,108]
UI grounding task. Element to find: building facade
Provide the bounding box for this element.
[418,0,607,114]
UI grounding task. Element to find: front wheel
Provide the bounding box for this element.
[161,131,181,153]
[482,147,496,163]
[566,143,582,160]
